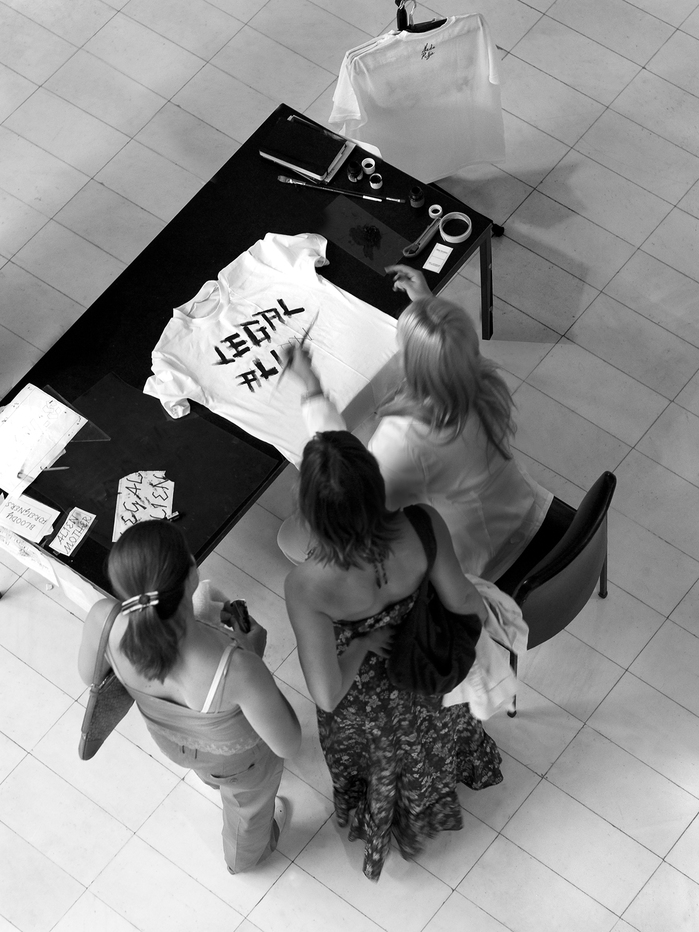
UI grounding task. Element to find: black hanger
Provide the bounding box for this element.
[395,0,447,33]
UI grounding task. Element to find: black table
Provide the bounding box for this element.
[0,104,495,593]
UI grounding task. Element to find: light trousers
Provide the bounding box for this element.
[152,732,283,873]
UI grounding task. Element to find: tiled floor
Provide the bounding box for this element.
[1,0,699,929]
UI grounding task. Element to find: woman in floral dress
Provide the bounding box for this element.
[284,431,503,880]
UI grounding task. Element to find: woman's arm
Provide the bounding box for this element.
[284,571,392,711]
[225,651,302,758]
[78,598,119,685]
[420,505,488,620]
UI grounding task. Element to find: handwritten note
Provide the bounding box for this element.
[112,471,175,541]
[50,507,96,556]
[0,494,60,543]
[0,384,86,497]
[0,526,58,585]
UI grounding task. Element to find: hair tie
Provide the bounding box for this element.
[121,591,160,615]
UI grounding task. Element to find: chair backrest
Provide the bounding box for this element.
[513,471,617,651]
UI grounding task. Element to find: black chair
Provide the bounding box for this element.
[494,471,617,716]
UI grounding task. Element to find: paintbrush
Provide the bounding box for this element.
[278,175,406,204]
[277,311,320,386]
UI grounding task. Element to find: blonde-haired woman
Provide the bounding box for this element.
[279,265,553,582]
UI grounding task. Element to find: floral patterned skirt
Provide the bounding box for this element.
[317,592,503,881]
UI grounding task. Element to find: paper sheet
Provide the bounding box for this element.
[0,495,60,543]
[50,507,96,556]
[0,526,58,585]
[0,384,86,497]
[112,471,175,541]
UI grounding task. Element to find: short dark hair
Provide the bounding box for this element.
[107,520,192,682]
[298,431,399,570]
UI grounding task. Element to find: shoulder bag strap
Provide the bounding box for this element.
[403,504,437,574]
[90,602,123,687]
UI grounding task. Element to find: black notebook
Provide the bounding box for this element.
[259,115,354,182]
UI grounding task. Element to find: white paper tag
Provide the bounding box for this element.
[422,243,453,273]
[0,494,60,543]
[50,507,96,556]
[112,470,175,541]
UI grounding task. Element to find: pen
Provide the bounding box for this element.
[278,175,406,204]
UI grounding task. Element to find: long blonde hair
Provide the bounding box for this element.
[379,296,515,459]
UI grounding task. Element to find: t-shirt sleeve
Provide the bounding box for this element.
[143,353,206,418]
[369,417,428,511]
[330,54,364,129]
[301,394,347,435]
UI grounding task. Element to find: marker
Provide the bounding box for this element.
[165,511,181,521]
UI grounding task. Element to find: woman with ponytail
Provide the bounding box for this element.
[78,520,300,874]
[279,265,553,581]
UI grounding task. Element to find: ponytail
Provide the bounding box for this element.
[107,520,192,682]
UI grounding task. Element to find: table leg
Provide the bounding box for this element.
[480,230,493,340]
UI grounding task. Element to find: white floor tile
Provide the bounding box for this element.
[4,88,131,177]
[0,644,74,749]
[3,0,115,45]
[458,835,617,932]
[0,577,85,697]
[506,191,636,290]
[548,726,699,857]
[502,780,660,913]
[501,55,605,146]
[0,4,76,84]
[667,815,699,886]
[295,819,451,932]
[249,0,370,72]
[539,149,672,247]
[612,70,699,158]
[614,450,699,562]
[52,892,141,932]
[607,508,699,617]
[0,61,36,122]
[13,220,125,307]
[670,578,699,638]
[630,620,699,716]
[604,252,699,348]
[0,755,131,885]
[589,673,699,797]
[482,682,583,775]
[576,110,699,205]
[547,0,674,64]
[567,581,665,668]
[623,863,699,932]
[643,207,699,284]
[248,863,385,932]
[500,111,570,187]
[527,341,668,445]
[512,383,630,490]
[423,892,513,932]
[91,835,244,932]
[0,731,25,784]
[647,29,699,97]
[567,293,699,398]
[123,0,244,59]
[512,17,640,105]
[134,102,238,181]
[213,26,335,113]
[520,631,624,722]
[45,50,167,137]
[0,820,84,932]
[55,180,164,263]
[33,704,181,830]
[637,403,699,488]
[137,781,290,914]
[84,13,205,98]
[173,64,276,143]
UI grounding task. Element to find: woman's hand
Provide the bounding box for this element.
[385,264,433,301]
[221,602,267,657]
[280,344,322,395]
[361,625,395,659]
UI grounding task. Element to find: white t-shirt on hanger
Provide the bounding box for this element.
[330,14,505,182]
